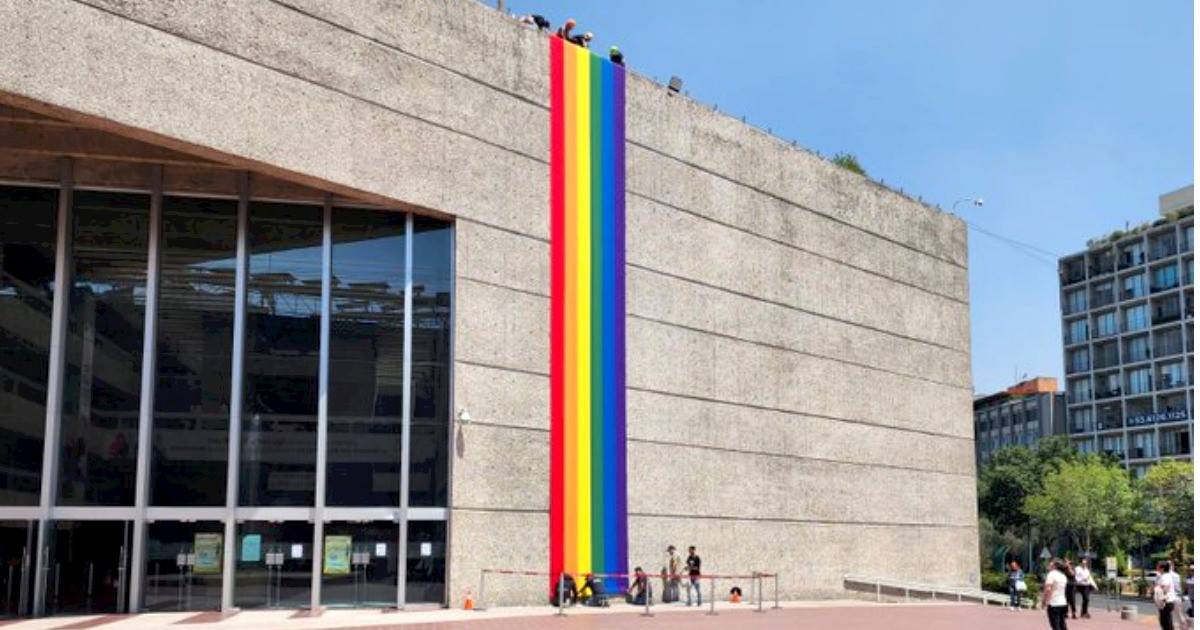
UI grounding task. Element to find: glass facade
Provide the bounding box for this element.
[0,171,453,616]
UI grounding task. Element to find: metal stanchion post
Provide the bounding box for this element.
[773,572,781,609]
[707,577,717,616]
[477,570,486,612]
[556,574,566,617]
[641,577,653,617]
[756,573,764,613]
[876,581,881,603]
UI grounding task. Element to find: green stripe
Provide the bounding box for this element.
[589,52,605,573]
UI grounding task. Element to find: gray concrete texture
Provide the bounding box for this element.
[0,0,977,607]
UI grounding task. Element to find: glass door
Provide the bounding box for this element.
[234,522,313,609]
[47,520,131,615]
[143,521,224,611]
[321,521,398,608]
[0,521,35,617]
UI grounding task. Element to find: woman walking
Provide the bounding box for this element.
[1043,558,1070,630]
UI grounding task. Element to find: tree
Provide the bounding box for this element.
[830,153,865,176]
[1023,458,1135,554]
[977,436,1082,532]
[1137,461,1194,563]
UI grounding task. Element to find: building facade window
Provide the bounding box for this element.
[1069,378,1092,403]
[1151,263,1180,293]
[1100,435,1125,459]
[0,186,58,506]
[1126,367,1152,396]
[1124,335,1151,362]
[1093,311,1117,338]
[1066,318,1089,344]
[1123,304,1148,332]
[151,196,238,506]
[59,192,151,506]
[1130,431,1156,460]
[1064,288,1087,314]
[1158,361,1185,390]
[1161,427,1191,456]
[1121,273,1146,300]
[1069,408,1093,433]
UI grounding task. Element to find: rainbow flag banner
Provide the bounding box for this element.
[548,36,627,595]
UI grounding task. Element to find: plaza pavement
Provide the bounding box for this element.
[0,600,1171,630]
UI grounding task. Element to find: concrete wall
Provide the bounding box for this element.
[0,0,977,605]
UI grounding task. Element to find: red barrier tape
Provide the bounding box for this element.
[483,569,775,581]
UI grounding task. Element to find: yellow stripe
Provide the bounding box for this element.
[561,40,578,579]
[573,43,592,573]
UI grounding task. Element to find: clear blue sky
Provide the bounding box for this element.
[504,0,1194,394]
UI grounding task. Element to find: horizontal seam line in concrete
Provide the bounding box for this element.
[452,507,974,530]
[628,313,970,391]
[459,216,549,244]
[628,513,977,529]
[453,358,973,443]
[268,0,550,111]
[451,241,967,356]
[629,140,967,271]
[627,384,974,443]
[455,276,967,388]
[460,193,965,309]
[458,274,547,300]
[70,0,546,165]
[269,1,968,274]
[79,0,967,282]
[628,262,969,355]
[630,189,967,305]
[460,420,972,479]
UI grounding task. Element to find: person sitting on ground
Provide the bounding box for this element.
[555,18,576,40]
[627,567,649,605]
[729,586,743,603]
[581,572,608,607]
[569,31,593,49]
[609,45,624,66]
[552,571,577,607]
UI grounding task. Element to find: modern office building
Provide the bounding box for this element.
[973,377,1067,466]
[0,0,977,617]
[1059,185,1194,478]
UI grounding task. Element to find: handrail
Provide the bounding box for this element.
[843,574,1017,607]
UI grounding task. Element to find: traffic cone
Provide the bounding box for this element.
[463,590,474,610]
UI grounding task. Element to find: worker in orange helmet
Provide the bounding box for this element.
[555,18,576,40]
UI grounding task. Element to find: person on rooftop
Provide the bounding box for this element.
[609,45,624,66]
[569,31,593,48]
[519,14,550,32]
[555,18,576,40]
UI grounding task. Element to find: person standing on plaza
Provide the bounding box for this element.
[686,546,702,606]
[1064,559,1077,618]
[1156,561,1180,630]
[1043,558,1070,630]
[1008,560,1026,610]
[661,545,681,603]
[1073,559,1096,619]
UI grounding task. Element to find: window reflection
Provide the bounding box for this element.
[239,202,322,507]
[409,217,451,507]
[327,209,406,507]
[0,187,57,505]
[150,197,237,506]
[59,192,149,506]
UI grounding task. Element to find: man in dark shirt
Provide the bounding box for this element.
[686,546,702,606]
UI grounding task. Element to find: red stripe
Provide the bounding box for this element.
[548,35,566,598]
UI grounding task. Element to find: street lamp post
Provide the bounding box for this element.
[952,197,985,213]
